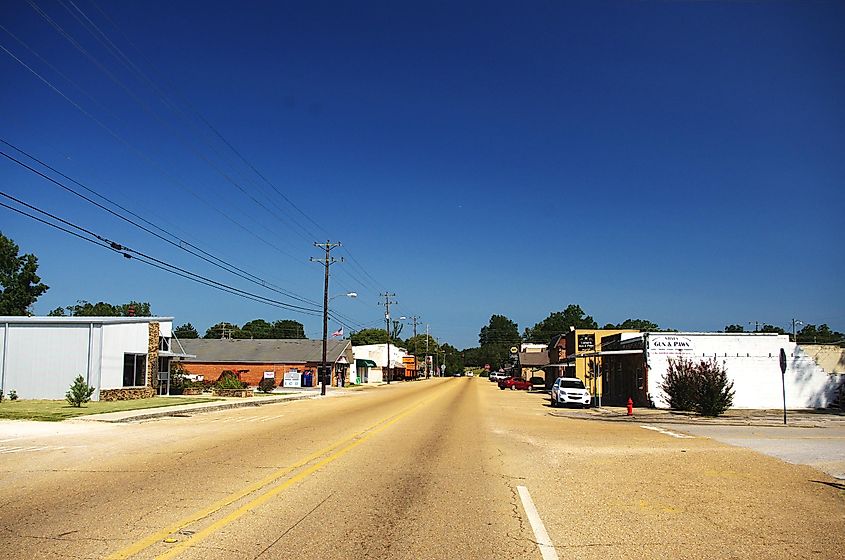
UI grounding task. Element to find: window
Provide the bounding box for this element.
[123,354,147,387]
[158,336,171,352]
[158,357,171,380]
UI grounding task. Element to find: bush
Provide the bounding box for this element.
[216,370,247,390]
[258,377,276,393]
[661,358,735,416]
[66,375,95,407]
[8,390,18,401]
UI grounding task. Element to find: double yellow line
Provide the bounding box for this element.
[107,390,438,560]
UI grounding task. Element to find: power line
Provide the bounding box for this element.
[0,191,380,328]
[0,143,326,310]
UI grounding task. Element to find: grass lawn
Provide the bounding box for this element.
[0,397,219,422]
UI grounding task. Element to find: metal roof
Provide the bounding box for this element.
[519,352,550,367]
[175,338,351,364]
[0,316,173,324]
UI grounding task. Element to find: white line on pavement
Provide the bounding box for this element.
[640,425,695,439]
[517,485,559,560]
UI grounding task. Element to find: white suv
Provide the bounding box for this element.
[550,377,591,408]
[489,371,509,382]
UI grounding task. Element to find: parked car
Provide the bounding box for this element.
[489,371,509,382]
[498,377,532,391]
[550,377,591,408]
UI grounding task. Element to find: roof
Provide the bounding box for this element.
[175,339,351,364]
[519,352,550,367]
[0,316,173,325]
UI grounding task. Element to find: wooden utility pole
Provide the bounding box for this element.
[311,241,342,396]
[380,293,397,384]
[410,315,420,378]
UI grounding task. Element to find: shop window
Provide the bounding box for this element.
[123,353,147,387]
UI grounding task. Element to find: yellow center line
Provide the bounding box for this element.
[154,398,429,560]
[105,384,445,560]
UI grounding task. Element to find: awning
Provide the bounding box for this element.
[159,350,196,358]
[356,359,377,368]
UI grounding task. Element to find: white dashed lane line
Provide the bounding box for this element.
[0,445,66,454]
[640,425,695,439]
[517,485,559,560]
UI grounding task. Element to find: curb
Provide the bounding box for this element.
[78,393,328,423]
[548,410,842,428]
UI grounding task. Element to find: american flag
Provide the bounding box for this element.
[331,327,343,337]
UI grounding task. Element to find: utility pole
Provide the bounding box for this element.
[380,293,397,384]
[311,241,342,396]
[410,316,420,378]
[425,323,430,378]
[792,318,803,344]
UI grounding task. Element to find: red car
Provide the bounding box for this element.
[498,377,532,390]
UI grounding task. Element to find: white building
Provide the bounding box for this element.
[351,343,410,384]
[0,316,188,401]
[643,332,842,409]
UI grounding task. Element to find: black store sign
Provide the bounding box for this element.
[577,333,595,352]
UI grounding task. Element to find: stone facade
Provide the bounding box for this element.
[100,387,156,401]
[147,321,159,389]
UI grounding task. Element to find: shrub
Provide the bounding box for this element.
[661,358,698,411]
[216,370,247,390]
[8,390,18,401]
[695,361,735,417]
[661,358,734,416]
[66,375,95,407]
[258,377,276,393]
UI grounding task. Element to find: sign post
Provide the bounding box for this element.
[779,348,787,425]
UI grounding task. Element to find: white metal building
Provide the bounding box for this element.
[0,316,184,400]
[644,332,842,409]
[351,344,410,384]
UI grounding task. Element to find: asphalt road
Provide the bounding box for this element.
[0,378,843,559]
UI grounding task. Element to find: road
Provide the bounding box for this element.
[0,378,843,559]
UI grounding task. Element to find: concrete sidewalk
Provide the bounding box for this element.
[77,386,367,423]
[547,402,845,428]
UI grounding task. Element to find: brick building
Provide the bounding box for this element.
[174,338,352,387]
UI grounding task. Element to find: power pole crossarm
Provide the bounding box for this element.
[311,241,342,396]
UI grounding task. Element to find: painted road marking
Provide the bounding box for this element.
[640,425,695,439]
[106,385,448,560]
[0,445,65,454]
[517,486,559,560]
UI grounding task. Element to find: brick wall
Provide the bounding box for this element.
[179,362,319,387]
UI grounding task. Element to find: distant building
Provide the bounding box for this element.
[174,338,352,387]
[600,332,843,409]
[351,344,410,383]
[0,316,188,400]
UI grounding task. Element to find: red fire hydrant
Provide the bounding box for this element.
[627,397,634,416]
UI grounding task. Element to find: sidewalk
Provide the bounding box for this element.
[77,386,361,423]
[549,403,845,428]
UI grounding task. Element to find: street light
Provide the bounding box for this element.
[331,292,357,300]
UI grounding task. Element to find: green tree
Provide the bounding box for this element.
[605,318,661,331]
[241,319,273,338]
[271,319,306,339]
[204,322,242,339]
[62,300,152,317]
[0,232,49,315]
[173,323,199,339]
[441,343,464,374]
[724,324,745,333]
[350,328,401,346]
[404,334,440,360]
[797,324,844,344]
[48,307,66,316]
[523,305,597,343]
[65,374,95,407]
[759,324,785,335]
[478,314,521,369]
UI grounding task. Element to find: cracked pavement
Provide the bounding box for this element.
[0,378,843,559]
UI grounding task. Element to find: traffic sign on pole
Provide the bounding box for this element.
[779,348,787,425]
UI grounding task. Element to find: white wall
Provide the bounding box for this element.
[645,333,842,409]
[0,323,93,399]
[100,322,150,390]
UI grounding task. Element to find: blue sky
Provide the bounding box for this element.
[1,1,842,348]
